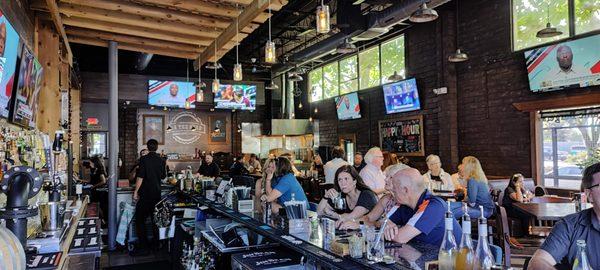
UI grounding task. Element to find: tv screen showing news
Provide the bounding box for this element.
[0,12,20,119]
[524,34,600,92]
[382,78,421,114]
[335,92,361,120]
[12,45,43,128]
[148,80,196,108]
[214,84,256,110]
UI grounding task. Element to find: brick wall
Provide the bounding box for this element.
[118,107,138,179]
[310,0,600,178]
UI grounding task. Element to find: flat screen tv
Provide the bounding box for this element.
[11,45,42,128]
[382,78,421,114]
[524,34,600,92]
[334,92,361,120]
[148,80,196,108]
[214,84,256,110]
[0,12,20,119]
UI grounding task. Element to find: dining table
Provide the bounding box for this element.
[513,202,592,221]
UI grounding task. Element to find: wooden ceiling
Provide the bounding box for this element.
[31,0,288,65]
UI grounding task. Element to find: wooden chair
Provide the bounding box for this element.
[493,203,512,268]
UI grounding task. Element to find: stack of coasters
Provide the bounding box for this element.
[70,217,101,254]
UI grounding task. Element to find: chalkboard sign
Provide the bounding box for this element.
[378,115,425,156]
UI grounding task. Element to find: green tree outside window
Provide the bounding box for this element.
[339,55,358,94]
[323,62,339,99]
[309,68,323,102]
[575,0,600,34]
[381,36,406,84]
[513,0,569,50]
[359,46,381,90]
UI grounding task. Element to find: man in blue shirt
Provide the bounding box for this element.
[528,162,600,269]
[384,168,462,246]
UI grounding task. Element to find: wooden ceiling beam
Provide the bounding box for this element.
[45,0,73,65]
[56,3,220,39]
[66,27,205,53]
[69,36,198,59]
[130,0,239,18]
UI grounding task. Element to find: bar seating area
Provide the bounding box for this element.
[0,0,599,270]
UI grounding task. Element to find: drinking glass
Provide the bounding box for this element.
[365,226,384,262]
[348,234,364,259]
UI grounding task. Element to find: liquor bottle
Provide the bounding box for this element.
[456,203,475,270]
[474,205,495,270]
[439,201,458,270]
[572,240,592,270]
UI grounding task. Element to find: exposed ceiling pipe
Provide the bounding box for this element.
[136,53,154,71]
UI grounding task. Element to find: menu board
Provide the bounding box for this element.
[378,115,425,156]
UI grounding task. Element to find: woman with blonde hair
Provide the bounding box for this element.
[255,158,276,212]
[451,156,495,218]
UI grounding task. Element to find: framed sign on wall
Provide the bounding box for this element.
[143,115,165,145]
[208,115,228,145]
[378,115,425,156]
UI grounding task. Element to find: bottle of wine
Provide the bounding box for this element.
[572,240,592,270]
[439,201,458,270]
[456,203,475,270]
[474,205,495,270]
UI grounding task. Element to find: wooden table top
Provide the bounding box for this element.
[513,202,592,221]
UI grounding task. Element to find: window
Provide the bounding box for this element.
[575,0,600,34]
[380,35,406,84]
[339,55,358,94]
[322,62,339,98]
[85,132,107,158]
[359,46,381,90]
[309,68,323,102]
[512,0,600,50]
[540,108,600,189]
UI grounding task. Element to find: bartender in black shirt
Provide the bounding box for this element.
[197,154,220,177]
[133,139,166,255]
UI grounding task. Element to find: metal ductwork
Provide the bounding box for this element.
[136,53,154,71]
[273,0,450,76]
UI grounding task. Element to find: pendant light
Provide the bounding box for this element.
[289,72,303,82]
[265,81,279,90]
[336,38,358,54]
[184,59,191,109]
[264,0,276,63]
[233,5,243,81]
[448,1,468,63]
[409,1,438,23]
[387,71,404,82]
[315,0,330,34]
[212,38,220,94]
[196,54,205,103]
[536,5,562,38]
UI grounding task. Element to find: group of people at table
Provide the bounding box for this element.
[240,146,600,269]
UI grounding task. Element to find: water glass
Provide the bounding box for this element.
[348,234,364,259]
[365,226,384,262]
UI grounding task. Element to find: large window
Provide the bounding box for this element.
[84,132,107,158]
[323,62,339,99]
[308,35,405,102]
[540,108,600,189]
[339,56,358,94]
[309,67,323,102]
[359,46,381,90]
[512,0,600,50]
[381,36,406,84]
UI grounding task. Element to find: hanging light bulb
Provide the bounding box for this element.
[233,7,243,81]
[314,107,318,113]
[264,0,277,63]
[315,0,330,34]
[213,37,220,94]
[184,101,191,109]
[298,103,303,109]
[309,116,313,122]
[196,91,204,102]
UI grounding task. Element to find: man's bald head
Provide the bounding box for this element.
[392,167,425,194]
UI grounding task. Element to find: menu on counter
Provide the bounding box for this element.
[378,115,425,156]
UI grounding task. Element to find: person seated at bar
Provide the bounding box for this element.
[381,167,462,246]
[255,158,276,212]
[310,154,325,177]
[324,146,348,184]
[528,162,600,269]
[261,156,308,214]
[317,165,377,226]
[382,152,399,172]
[360,147,387,197]
[422,154,454,191]
[450,156,495,218]
[197,153,220,177]
[129,149,149,184]
[353,152,366,172]
[246,153,262,174]
[280,152,301,176]
[230,155,249,176]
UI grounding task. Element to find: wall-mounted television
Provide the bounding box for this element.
[382,78,421,114]
[524,34,600,92]
[335,92,361,120]
[0,12,21,119]
[148,80,196,108]
[214,84,256,110]
[11,45,43,128]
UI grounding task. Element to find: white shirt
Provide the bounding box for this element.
[323,158,349,184]
[422,169,454,191]
[360,164,386,193]
[158,94,185,107]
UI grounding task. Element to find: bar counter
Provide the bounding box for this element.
[190,194,439,270]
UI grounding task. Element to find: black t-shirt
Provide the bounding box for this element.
[137,152,166,200]
[90,166,107,186]
[430,174,442,182]
[502,186,522,210]
[328,189,378,214]
[198,162,220,177]
[229,161,248,176]
[353,162,366,173]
